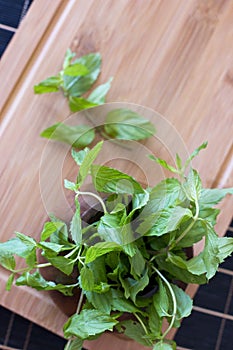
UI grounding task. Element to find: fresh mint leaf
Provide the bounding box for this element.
[70,199,82,245]
[136,207,192,237]
[0,253,16,271]
[88,77,113,104]
[199,188,233,208]
[117,320,152,346]
[34,76,61,94]
[63,48,76,69]
[40,221,67,242]
[130,249,145,278]
[15,232,36,249]
[184,142,208,170]
[0,237,34,259]
[64,53,101,96]
[77,141,103,187]
[80,266,95,291]
[148,156,179,174]
[6,273,15,291]
[217,237,233,263]
[171,284,193,320]
[91,165,144,194]
[86,291,112,314]
[63,63,89,77]
[38,242,65,254]
[148,305,162,337]
[97,211,133,244]
[64,179,77,191]
[120,268,149,303]
[46,256,75,275]
[16,271,78,295]
[182,169,202,203]
[85,242,122,263]
[104,108,155,140]
[175,219,206,248]
[40,123,95,149]
[64,338,83,350]
[68,96,98,112]
[141,179,184,219]
[155,256,207,284]
[71,148,90,166]
[153,278,170,318]
[63,309,118,339]
[153,341,176,350]
[202,223,220,279]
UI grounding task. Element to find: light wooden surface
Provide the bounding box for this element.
[0,0,233,349]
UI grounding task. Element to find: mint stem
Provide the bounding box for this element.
[152,266,177,339]
[76,191,107,214]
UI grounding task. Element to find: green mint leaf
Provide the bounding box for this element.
[171,284,193,320]
[175,153,182,171]
[6,273,15,291]
[136,207,192,237]
[148,156,179,174]
[64,53,101,96]
[40,221,67,241]
[25,249,37,268]
[153,341,176,350]
[63,309,118,339]
[47,256,75,275]
[117,320,151,346]
[97,211,133,245]
[64,338,83,350]
[70,199,82,245]
[64,179,77,191]
[120,268,149,303]
[217,237,233,263]
[153,278,170,318]
[155,255,207,284]
[141,179,183,216]
[38,242,65,254]
[175,219,206,248]
[86,291,112,314]
[15,232,37,249]
[85,242,122,263]
[202,223,220,279]
[77,141,103,187]
[0,237,33,259]
[184,142,208,170]
[0,252,16,271]
[148,305,162,337]
[63,63,89,77]
[88,77,113,104]
[130,249,145,278]
[62,49,76,69]
[91,165,144,194]
[16,271,78,296]
[199,188,233,208]
[110,289,143,314]
[104,108,155,140]
[71,148,90,166]
[182,169,202,202]
[68,96,98,112]
[79,266,95,291]
[34,76,61,94]
[40,123,95,149]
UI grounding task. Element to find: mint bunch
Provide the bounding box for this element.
[0,142,232,350]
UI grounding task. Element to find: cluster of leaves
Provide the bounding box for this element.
[34,50,155,149]
[0,142,233,350]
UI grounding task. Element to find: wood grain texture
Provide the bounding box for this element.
[0,0,232,348]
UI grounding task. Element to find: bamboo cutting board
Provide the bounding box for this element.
[0,0,233,349]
